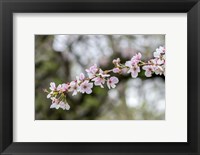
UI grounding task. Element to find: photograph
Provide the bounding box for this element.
[35,34,165,120]
[2,0,199,154]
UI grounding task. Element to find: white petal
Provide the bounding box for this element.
[125,61,131,67]
[111,84,116,89]
[86,89,92,94]
[157,59,164,65]
[65,104,70,110]
[57,84,62,91]
[107,81,111,89]
[137,53,142,59]
[110,77,119,84]
[50,103,57,109]
[50,82,56,88]
[153,52,160,58]
[127,68,131,74]
[88,83,93,88]
[47,94,51,98]
[79,73,85,81]
[72,90,77,96]
[142,65,148,70]
[59,102,66,110]
[145,71,152,77]
[56,104,60,109]
[100,84,104,88]
[131,71,138,78]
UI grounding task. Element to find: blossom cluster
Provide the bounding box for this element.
[44,46,165,110]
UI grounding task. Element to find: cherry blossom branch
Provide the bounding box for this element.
[44,46,165,110]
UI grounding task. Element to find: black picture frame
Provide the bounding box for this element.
[0,0,200,154]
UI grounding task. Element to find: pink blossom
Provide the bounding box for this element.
[50,103,60,109]
[125,53,142,67]
[59,101,70,110]
[76,73,85,82]
[133,52,142,60]
[142,65,155,77]
[50,98,60,109]
[79,80,93,94]
[49,82,56,91]
[154,46,165,58]
[57,84,62,92]
[112,58,120,65]
[130,53,142,65]
[155,64,165,76]
[130,65,140,78]
[91,69,109,88]
[50,97,59,103]
[125,61,140,78]
[112,68,121,73]
[154,66,164,75]
[47,82,56,98]
[150,59,156,64]
[156,58,165,65]
[99,69,110,78]
[151,57,165,65]
[69,81,79,96]
[58,101,65,110]
[46,46,166,111]
[107,77,119,89]
[57,83,68,93]
[62,83,69,90]
[85,64,98,78]
[47,92,53,99]
[92,77,105,88]
[50,100,70,110]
